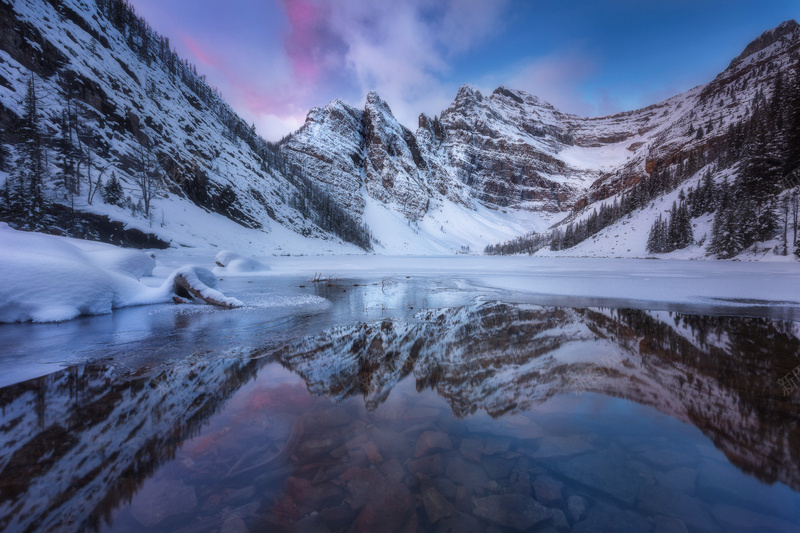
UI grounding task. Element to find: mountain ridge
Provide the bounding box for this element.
[0,0,798,256]
[281,17,800,255]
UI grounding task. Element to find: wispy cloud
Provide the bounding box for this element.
[277,0,510,129]
[505,51,600,116]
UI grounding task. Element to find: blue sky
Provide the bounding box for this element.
[128,0,800,140]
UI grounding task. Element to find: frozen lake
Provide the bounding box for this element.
[1,256,799,532]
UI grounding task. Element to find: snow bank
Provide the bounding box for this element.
[0,224,241,323]
[213,250,270,275]
[83,248,156,279]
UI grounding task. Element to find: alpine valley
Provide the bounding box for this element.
[1,0,800,258]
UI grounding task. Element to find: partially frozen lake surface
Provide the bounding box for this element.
[1,256,799,532]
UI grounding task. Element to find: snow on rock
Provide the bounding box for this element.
[213,250,270,275]
[169,266,243,308]
[0,224,241,322]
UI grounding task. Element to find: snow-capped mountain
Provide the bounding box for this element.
[282,20,800,256]
[0,0,798,256]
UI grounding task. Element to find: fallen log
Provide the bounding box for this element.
[171,266,243,308]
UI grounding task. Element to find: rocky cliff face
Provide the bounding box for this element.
[282,84,592,221]
[283,92,446,221]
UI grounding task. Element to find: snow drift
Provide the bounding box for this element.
[0,224,241,323]
[213,250,270,275]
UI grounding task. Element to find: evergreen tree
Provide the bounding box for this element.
[0,130,8,172]
[780,195,789,256]
[668,201,680,250]
[756,197,778,243]
[57,105,78,202]
[679,200,694,248]
[6,75,46,227]
[103,172,124,206]
[647,215,668,254]
[784,67,800,182]
[708,179,743,258]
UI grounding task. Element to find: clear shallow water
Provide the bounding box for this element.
[1,276,799,532]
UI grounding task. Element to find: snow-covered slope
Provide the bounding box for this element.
[282,89,562,253]
[0,0,367,254]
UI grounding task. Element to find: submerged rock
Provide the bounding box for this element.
[528,434,593,460]
[459,437,484,462]
[422,485,455,523]
[130,479,197,527]
[567,494,589,522]
[445,457,490,487]
[407,453,444,476]
[638,485,716,532]
[415,430,453,457]
[532,475,564,505]
[221,513,249,533]
[554,451,645,505]
[572,502,653,533]
[435,512,483,533]
[471,494,552,530]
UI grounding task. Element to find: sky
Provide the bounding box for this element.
[127,0,800,141]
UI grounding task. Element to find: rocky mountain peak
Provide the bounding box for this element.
[731,19,800,65]
[365,90,393,116]
[454,84,483,107]
[492,85,526,105]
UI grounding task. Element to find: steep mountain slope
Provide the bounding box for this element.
[283,90,563,254]
[0,0,370,253]
[523,20,800,259]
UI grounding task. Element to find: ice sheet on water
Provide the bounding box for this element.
[244,293,330,310]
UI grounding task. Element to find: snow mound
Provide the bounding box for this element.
[0,224,241,322]
[83,249,156,279]
[213,250,270,274]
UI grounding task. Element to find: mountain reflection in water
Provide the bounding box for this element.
[1,301,799,532]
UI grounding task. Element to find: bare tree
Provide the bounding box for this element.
[86,155,109,206]
[792,189,799,247]
[781,195,790,255]
[132,142,163,222]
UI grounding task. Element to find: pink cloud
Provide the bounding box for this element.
[180,33,218,69]
[280,0,344,84]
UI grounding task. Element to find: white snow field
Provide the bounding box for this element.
[253,255,800,310]
[3,220,800,324]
